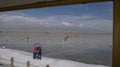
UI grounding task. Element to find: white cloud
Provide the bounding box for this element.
[0,13,113,32]
[62,21,73,27]
[79,15,96,19]
[79,23,84,28]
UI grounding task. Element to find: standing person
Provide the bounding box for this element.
[33,41,42,59]
[33,47,38,59]
[64,35,69,42]
[26,36,29,44]
[37,46,42,60]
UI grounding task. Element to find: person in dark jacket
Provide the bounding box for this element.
[37,46,42,60]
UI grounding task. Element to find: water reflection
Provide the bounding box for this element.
[0,32,112,66]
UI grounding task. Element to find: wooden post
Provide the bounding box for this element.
[11,57,14,67]
[113,0,120,67]
[0,55,3,65]
[27,61,30,67]
[46,64,49,67]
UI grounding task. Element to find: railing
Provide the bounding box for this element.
[0,56,50,67]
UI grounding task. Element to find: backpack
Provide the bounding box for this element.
[37,47,42,53]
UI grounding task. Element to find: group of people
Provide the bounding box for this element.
[33,43,42,60]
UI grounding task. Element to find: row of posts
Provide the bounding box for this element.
[11,57,49,67]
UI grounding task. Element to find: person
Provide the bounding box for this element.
[64,35,69,42]
[33,47,38,59]
[37,46,42,60]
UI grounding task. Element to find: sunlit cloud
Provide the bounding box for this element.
[62,21,73,27]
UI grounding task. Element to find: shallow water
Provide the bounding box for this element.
[0,32,112,66]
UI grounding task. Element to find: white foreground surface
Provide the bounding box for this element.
[0,48,109,67]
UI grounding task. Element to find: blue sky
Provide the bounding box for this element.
[0,1,113,32]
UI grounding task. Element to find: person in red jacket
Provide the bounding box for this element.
[33,47,38,59]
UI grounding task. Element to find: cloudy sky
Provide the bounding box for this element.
[0,2,113,32]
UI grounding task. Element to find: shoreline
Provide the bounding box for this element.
[0,48,109,67]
